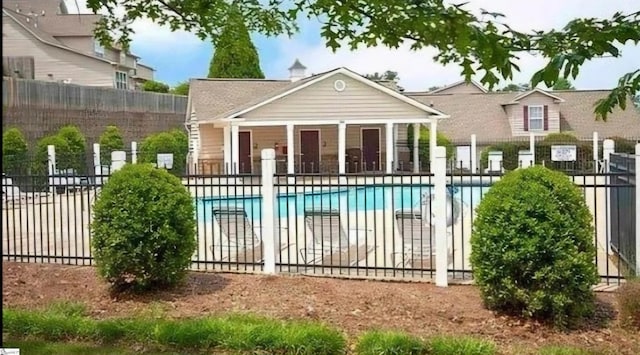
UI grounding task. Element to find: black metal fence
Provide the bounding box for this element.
[2,158,635,284]
[609,153,636,275]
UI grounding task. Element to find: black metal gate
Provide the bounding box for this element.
[609,153,636,273]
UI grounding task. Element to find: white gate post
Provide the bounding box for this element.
[470,134,477,174]
[111,151,127,172]
[47,145,56,194]
[131,141,137,164]
[529,133,536,164]
[593,132,599,173]
[261,149,277,274]
[433,146,448,287]
[635,143,640,275]
[603,139,615,257]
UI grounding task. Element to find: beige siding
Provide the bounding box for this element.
[3,20,114,86]
[55,36,93,54]
[508,92,561,137]
[199,125,224,159]
[135,65,154,81]
[241,74,426,120]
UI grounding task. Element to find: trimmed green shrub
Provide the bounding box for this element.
[479,142,529,171]
[2,127,29,175]
[98,126,125,166]
[356,331,426,355]
[91,163,196,291]
[32,135,72,175]
[139,130,189,175]
[407,124,454,165]
[171,81,189,96]
[617,276,640,330]
[470,166,598,327]
[540,133,579,144]
[57,125,87,173]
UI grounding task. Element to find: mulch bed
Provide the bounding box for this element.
[2,262,638,354]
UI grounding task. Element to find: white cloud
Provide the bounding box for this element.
[271,0,640,91]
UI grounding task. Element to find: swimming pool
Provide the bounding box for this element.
[196,185,492,222]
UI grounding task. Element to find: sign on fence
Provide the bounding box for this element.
[551,145,577,162]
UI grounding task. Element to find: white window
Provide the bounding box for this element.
[94,39,104,57]
[528,105,544,131]
[115,71,128,90]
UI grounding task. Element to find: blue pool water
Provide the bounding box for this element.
[196,185,492,222]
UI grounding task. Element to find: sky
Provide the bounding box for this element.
[67,1,640,91]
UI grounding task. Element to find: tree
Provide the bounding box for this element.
[497,83,531,92]
[99,126,125,166]
[2,128,29,175]
[552,77,576,90]
[171,81,190,96]
[633,94,640,108]
[87,1,639,120]
[208,9,264,79]
[406,124,454,168]
[139,129,189,175]
[364,70,404,91]
[141,80,170,93]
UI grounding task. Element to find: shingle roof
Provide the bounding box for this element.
[3,0,100,36]
[407,90,640,142]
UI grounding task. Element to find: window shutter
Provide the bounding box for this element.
[523,105,529,131]
[543,105,549,130]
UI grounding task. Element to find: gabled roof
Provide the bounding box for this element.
[428,79,488,94]
[288,59,306,70]
[508,88,565,103]
[3,8,113,64]
[190,67,449,123]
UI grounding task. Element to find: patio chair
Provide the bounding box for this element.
[2,178,50,207]
[394,209,452,269]
[212,207,262,264]
[300,210,372,267]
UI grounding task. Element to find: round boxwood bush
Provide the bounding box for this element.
[91,163,196,291]
[470,166,598,327]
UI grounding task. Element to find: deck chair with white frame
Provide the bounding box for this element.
[212,207,262,264]
[300,210,372,267]
[394,210,437,269]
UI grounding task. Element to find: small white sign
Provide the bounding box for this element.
[157,153,174,169]
[456,146,471,169]
[551,145,577,162]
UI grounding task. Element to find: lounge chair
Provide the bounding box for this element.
[212,207,262,264]
[300,210,372,267]
[2,178,50,207]
[394,210,436,268]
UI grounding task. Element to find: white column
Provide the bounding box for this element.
[470,134,477,174]
[433,146,448,287]
[93,143,100,168]
[261,148,277,274]
[593,132,599,173]
[287,124,295,175]
[47,145,56,194]
[529,133,536,164]
[338,121,346,174]
[385,122,394,173]
[231,125,240,174]
[429,120,438,168]
[131,141,137,164]
[603,139,614,257]
[635,143,640,275]
[413,123,420,173]
[393,124,399,170]
[223,126,231,173]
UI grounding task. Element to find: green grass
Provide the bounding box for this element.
[355,331,426,355]
[3,340,191,355]
[537,346,598,355]
[428,335,497,355]
[3,305,346,355]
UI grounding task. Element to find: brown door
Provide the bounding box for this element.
[238,131,252,173]
[361,128,380,171]
[300,130,320,173]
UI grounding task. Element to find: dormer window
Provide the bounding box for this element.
[523,104,548,132]
[528,105,544,131]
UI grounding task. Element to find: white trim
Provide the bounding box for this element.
[528,105,545,132]
[224,67,450,119]
[239,130,253,173]
[223,117,434,127]
[511,88,565,103]
[360,127,382,171]
[428,79,488,94]
[298,129,322,173]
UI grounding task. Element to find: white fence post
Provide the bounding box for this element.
[433,146,448,287]
[603,139,615,257]
[261,149,277,274]
[635,143,640,275]
[47,145,56,194]
[470,134,477,174]
[111,151,127,172]
[131,141,137,164]
[529,133,536,164]
[593,132,599,173]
